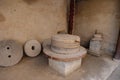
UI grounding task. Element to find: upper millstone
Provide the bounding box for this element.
[43,34,87,61]
[51,34,80,49]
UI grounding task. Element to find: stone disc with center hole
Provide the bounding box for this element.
[24,40,41,57]
[0,40,23,67]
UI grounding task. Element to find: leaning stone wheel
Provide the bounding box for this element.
[0,40,23,67]
[24,40,41,57]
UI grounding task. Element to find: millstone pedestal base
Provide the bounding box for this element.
[49,58,82,76]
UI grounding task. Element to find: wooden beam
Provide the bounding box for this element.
[68,0,75,34]
[114,30,120,60]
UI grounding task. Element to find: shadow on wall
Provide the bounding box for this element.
[117,0,120,24]
[0,12,5,22]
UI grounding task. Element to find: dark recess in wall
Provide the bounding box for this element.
[114,0,120,59]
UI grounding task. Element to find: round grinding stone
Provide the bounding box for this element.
[52,34,80,43]
[51,34,80,48]
[43,39,87,62]
[24,40,41,57]
[0,40,23,67]
[51,46,80,54]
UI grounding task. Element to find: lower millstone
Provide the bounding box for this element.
[51,46,80,54]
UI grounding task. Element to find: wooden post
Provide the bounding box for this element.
[68,0,75,34]
[114,31,120,60]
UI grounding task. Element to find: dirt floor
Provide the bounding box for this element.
[107,64,120,80]
[0,53,119,80]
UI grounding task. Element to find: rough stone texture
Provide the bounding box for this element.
[107,64,120,80]
[49,58,82,76]
[52,34,80,43]
[89,40,102,56]
[51,46,80,54]
[51,34,80,49]
[51,40,80,49]
[73,0,120,54]
[0,54,118,80]
[0,0,67,43]
[24,40,41,57]
[0,40,23,67]
[90,40,102,52]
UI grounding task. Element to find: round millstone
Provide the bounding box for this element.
[24,40,41,57]
[52,34,80,43]
[43,39,87,62]
[51,34,80,48]
[0,40,23,67]
[51,46,80,54]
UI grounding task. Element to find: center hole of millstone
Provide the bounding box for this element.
[7,47,10,50]
[8,55,11,58]
[31,46,35,50]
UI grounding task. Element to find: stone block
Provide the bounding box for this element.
[49,58,82,76]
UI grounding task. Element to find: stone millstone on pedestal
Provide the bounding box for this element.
[43,34,87,76]
[0,40,23,67]
[24,40,41,57]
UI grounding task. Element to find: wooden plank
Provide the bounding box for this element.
[68,0,75,34]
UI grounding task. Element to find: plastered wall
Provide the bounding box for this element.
[73,0,120,53]
[0,0,67,43]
